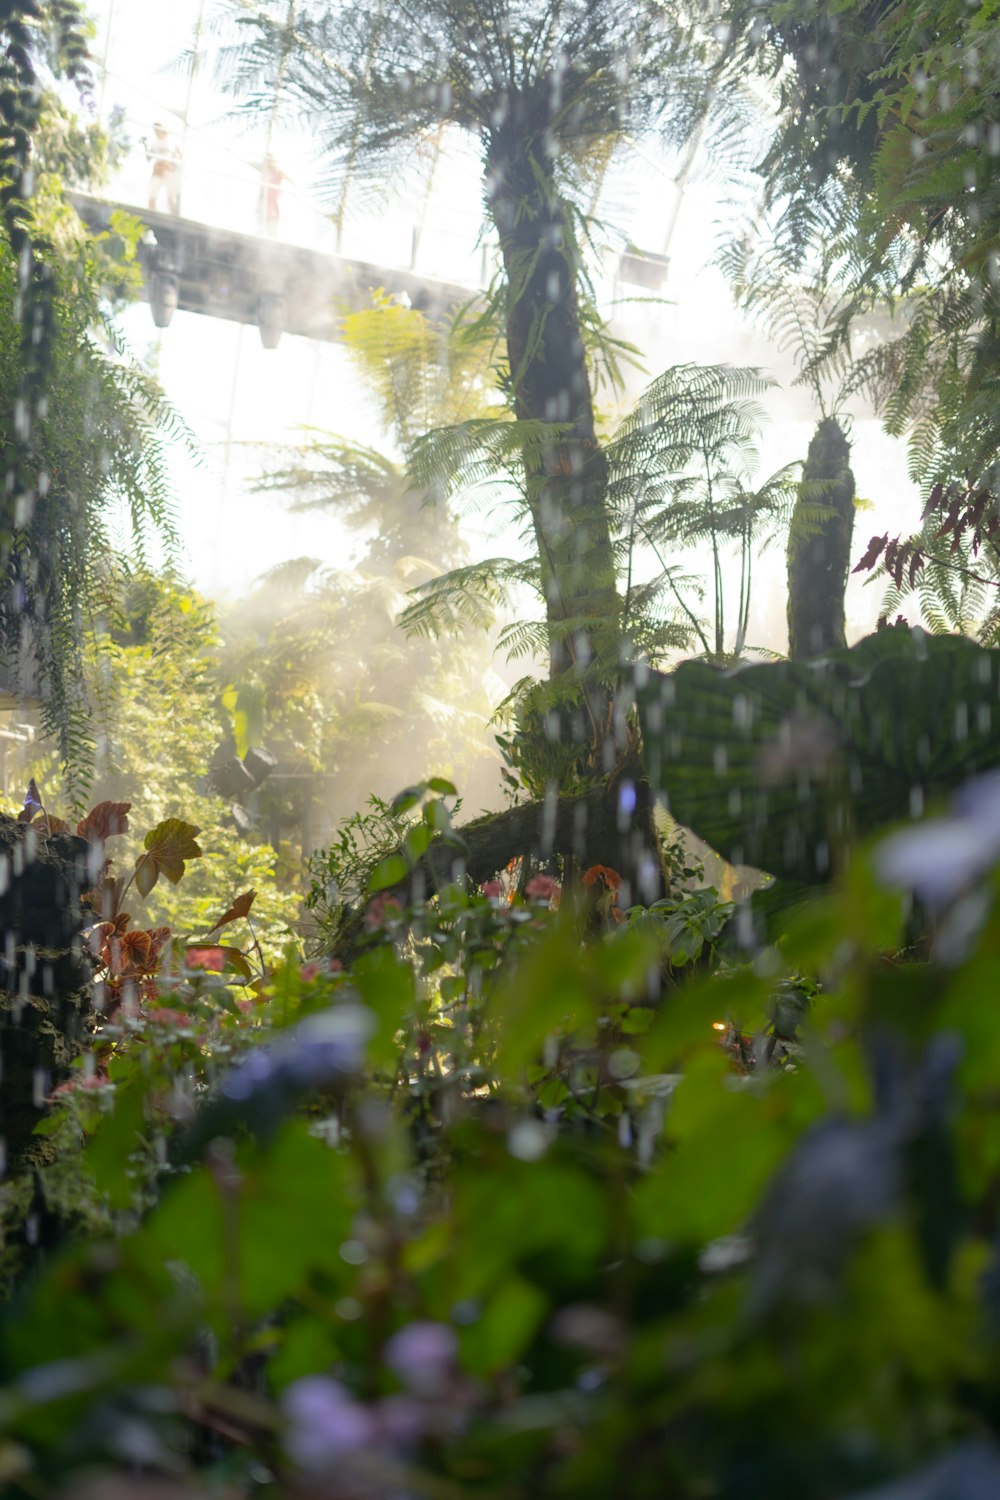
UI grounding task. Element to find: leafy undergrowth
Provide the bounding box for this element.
[2,776,1000,1499]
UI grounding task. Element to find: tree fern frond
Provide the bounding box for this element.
[399,555,541,640]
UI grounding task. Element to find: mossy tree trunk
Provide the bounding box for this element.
[485,127,622,755]
[787,416,857,659]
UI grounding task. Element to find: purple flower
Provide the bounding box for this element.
[376,1393,427,1447]
[876,769,1000,910]
[219,1003,375,1103]
[282,1376,374,1469]
[384,1321,458,1395]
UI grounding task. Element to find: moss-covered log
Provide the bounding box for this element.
[787,416,856,659]
[334,764,664,963]
[450,770,660,895]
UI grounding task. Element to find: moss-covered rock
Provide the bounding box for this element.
[0,816,92,1174]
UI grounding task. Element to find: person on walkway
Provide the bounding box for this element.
[258,153,288,236]
[145,121,182,215]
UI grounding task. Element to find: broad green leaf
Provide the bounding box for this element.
[221,683,265,759]
[424,798,452,832]
[391,786,424,815]
[134,818,202,896]
[404,822,433,862]
[141,1124,357,1322]
[350,943,416,1067]
[632,1054,816,1245]
[369,853,409,893]
[459,1276,548,1376]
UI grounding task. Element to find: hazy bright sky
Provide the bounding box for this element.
[86,0,919,651]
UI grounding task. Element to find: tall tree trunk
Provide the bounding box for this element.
[787,416,856,659]
[485,129,621,756]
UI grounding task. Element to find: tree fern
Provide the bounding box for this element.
[210,0,756,783]
[399,556,542,640]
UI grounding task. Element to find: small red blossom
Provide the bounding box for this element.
[299,955,342,980]
[582,864,622,892]
[525,874,560,901]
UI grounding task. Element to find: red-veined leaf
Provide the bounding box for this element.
[82,876,124,920]
[77,801,131,842]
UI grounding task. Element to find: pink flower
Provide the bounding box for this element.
[365,893,403,929]
[145,1006,191,1027]
[49,1072,111,1100]
[299,961,322,982]
[186,946,226,972]
[481,880,503,899]
[525,874,560,901]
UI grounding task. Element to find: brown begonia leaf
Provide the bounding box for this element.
[205,888,257,935]
[31,812,71,835]
[82,876,125,920]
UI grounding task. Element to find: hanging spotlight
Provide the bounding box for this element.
[243,745,278,785]
[150,271,179,328]
[256,291,285,350]
[618,248,669,290]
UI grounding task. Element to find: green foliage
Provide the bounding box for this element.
[14,10,1000,1495]
[229,294,504,839]
[251,293,498,566]
[216,557,501,852]
[8,754,1000,1496]
[213,1,729,206]
[607,362,799,659]
[725,0,1000,555]
[32,568,301,957]
[0,6,184,790]
[637,626,1000,884]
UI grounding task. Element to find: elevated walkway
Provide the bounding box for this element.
[70,193,477,348]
